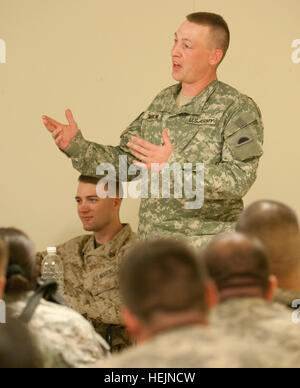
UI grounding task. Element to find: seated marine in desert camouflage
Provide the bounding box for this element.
[36,175,137,352]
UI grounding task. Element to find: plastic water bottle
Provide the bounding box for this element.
[41,247,64,295]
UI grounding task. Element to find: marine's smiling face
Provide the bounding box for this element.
[171,21,216,85]
[76,182,117,232]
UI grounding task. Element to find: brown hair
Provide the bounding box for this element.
[0,316,41,368]
[187,12,230,61]
[78,175,123,198]
[0,228,36,295]
[120,239,208,323]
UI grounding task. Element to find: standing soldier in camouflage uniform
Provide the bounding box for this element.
[42,12,264,249]
[236,200,300,309]
[36,175,137,352]
[203,232,300,361]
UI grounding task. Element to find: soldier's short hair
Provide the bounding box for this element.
[0,228,36,295]
[78,175,124,199]
[236,200,300,279]
[187,12,230,62]
[203,232,270,296]
[0,236,8,277]
[120,239,208,323]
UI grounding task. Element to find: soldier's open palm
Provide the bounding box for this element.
[42,109,79,150]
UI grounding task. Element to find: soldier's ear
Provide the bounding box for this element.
[122,308,145,343]
[205,280,219,311]
[265,275,278,302]
[209,49,223,67]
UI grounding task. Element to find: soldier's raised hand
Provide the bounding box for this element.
[42,109,79,150]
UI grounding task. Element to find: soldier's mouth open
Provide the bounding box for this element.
[173,62,182,71]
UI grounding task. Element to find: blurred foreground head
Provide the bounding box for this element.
[0,237,8,298]
[0,316,41,368]
[236,200,300,289]
[203,232,277,303]
[0,228,36,297]
[120,239,217,343]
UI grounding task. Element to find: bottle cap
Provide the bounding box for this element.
[47,247,57,254]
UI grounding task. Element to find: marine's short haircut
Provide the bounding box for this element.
[120,239,208,323]
[203,232,270,295]
[187,12,230,62]
[0,236,8,276]
[78,175,124,199]
[236,200,300,278]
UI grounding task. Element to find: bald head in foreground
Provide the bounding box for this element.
[203,232,300,367]
[236,200,300,307]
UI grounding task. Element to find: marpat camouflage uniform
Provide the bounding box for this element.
[211,297,300,364]
[63,80,263,249]
[36,224,137,352]
[99,323,299,368]
[6,292,110,368]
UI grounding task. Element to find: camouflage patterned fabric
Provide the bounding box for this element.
[211,297,300,357]
[99,322,300,368]
[274,288,300,309]
[6,292,110,368]
[36,224,137,352]
[63,80,263,250]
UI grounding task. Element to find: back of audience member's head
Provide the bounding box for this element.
[0,316,41,368]
[0,228,36,297]
[203,232,277,303]
[236,200,300,287]
[0,236,8,298]
[119,239,217,343]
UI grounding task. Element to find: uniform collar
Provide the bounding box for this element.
[274,288,300,309]
[164,79,219,115]
[83,224,133,257]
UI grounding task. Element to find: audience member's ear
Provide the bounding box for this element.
[0,277,6,299]
[265,275,278,302]
[113,197,122,211]
[122,308,143,342]
[205,280,219,311]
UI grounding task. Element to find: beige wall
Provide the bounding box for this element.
[0,0,299,251]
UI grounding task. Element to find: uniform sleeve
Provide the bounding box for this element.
[62,113,144,178]
[167,101,264,202]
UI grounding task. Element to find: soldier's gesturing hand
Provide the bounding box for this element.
[127,128,174,172]
[42,109,79,150]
